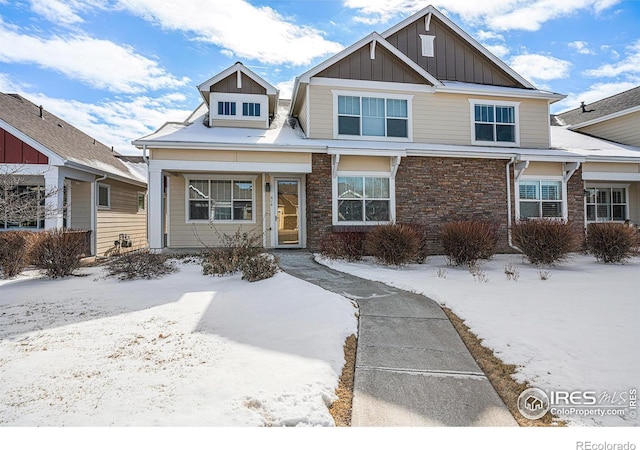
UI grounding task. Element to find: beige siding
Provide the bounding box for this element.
[338,155,391,172]
[152,148,311,164]
[525,162,563,177]
[168,174,265,248]
[211,119,265,129]
[69,180,91,230]
[630,183,640,224]
[578,111,640,147]
[96,179,147,256]
[582,162,640,174]
[307,84,550,148]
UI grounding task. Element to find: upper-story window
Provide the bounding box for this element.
[218,101,236,116]
[336,93,410,140]
[242,102,261,117]
[470,99,520,146]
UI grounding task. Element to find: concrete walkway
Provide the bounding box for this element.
[275,250,516,427]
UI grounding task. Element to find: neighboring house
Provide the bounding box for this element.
[0,93,147,256]
[554,86,640,147]
[134,5,640,253]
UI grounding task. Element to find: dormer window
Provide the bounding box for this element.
[218,101,236,116]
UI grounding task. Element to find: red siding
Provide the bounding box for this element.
[0,128,49,164]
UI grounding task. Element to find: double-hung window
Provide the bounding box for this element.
[337,95,409,138]
[188,178,254,222]
[336,176,391,223]
[98,184,110,209]
[217,101,236,116]
[518,180,563,219]
[471,100,519,146]
[586,186,628,222]
[242,102,260,117]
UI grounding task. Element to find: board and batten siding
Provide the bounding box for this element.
[577,111,640,147]
[210,119,265,129]
[298,90,309,137]
[167,174,264,248]
[69,180,91,231]
[96,179,146,256]
[307,84,551,148]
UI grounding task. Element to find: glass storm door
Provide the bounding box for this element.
[276,179,299,246]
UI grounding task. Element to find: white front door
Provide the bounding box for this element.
[274,179,301,247]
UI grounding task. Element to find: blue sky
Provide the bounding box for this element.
[0,0,639,154]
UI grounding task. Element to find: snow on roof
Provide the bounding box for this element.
[439,81,564,101]
[551,126,640,160]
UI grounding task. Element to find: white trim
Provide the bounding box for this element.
[197,62,278,97]
[137,191,146,211]
[332,173,395,226]
[183,175,257,225]
[273,177,304,248]
[305,84,311,138]
[90,180,96,254]
[425,12,432,31]
[97,183,110,209]
[438,83,564,101]
[585,184,630,223]
[370,40,376,60]
[209,92,269,128]
[0,120,65,165]
[380,5,536,89]
[328,147,406,157]
[515,176,567,221]
[149,159,312,174]
[311,77,436,93]
[165,176,170,248]
[582,172,640,182]
[332,90,413,142]
[568,105,640,130]
[148,169,163,250]
[469,99,521,147]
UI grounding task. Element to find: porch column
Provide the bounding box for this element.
[148,167,164,251]
[44,167,64,229]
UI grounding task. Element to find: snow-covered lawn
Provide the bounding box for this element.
[318,253,639,427]
[0,261,357,426]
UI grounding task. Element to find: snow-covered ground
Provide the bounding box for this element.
[318,253,639,427]
[0,261,357,426]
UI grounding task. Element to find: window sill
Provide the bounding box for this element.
[471,139,519,147]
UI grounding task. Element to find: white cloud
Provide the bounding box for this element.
[485,44,510,59]
[569,41,595,55]
[0,21,189,94]
[112,0,344,66]
[584,40,640,77]
[476,30,505,42]
[552,81,639,113]
[29,0,84,24]
[275,78,296,100]
[342,0,622,32]
[510,54,572,82]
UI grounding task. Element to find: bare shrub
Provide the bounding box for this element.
[511,220,579,266]
[320,232,366,261]
[241,253,279,282]
[585,223,639,263]
[400,222,429,263]
[0,230,35,278]
[201,230,263,276]
[365,223,419,266]
[435,268,448,279]
[106,250,176,280]
[538,269,551,281]
[504,263,520,281]
[469,263,490,283]
[30,229,87,278]
[441,221,498,267]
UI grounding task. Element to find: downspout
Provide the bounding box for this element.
[505,157,522,253]
[142,144,148,164]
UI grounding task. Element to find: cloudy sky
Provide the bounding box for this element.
[1,0,639,154]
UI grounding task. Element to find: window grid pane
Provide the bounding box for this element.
[338,177,363,199]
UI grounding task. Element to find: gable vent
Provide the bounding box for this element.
[420,35,436,57]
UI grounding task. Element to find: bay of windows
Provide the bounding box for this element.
[188,179,253,222]
[337,95,408,138]
[337,176,390,223]
[519,180,563,219]
[586,187,627,222]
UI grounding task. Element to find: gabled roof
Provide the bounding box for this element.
[380,5,536,90]
[555,86,640,128]
[198,62,278,101]
[0,92,145,185]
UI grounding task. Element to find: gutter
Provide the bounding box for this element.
[505,157,522,253]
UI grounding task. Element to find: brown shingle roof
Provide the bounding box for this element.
[555,86,640,127]
[0,92,144,184]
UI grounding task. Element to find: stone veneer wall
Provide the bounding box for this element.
[305,154,585,254]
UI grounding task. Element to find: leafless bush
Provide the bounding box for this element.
[511,220,579,266]
[538,269,552,281]
[106,250,176,280]
[504,263,520,281]
[201,230,263,276]
[435,268,448,279]
[320,231,366,261]
[469,263,490,283]
[366,223,419,266]
[585,223,639,263]
[400,222,430,263]
[30,229,87,278]
[441,221,498,266]
[241,253,279,282]
[0,231,35,278]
